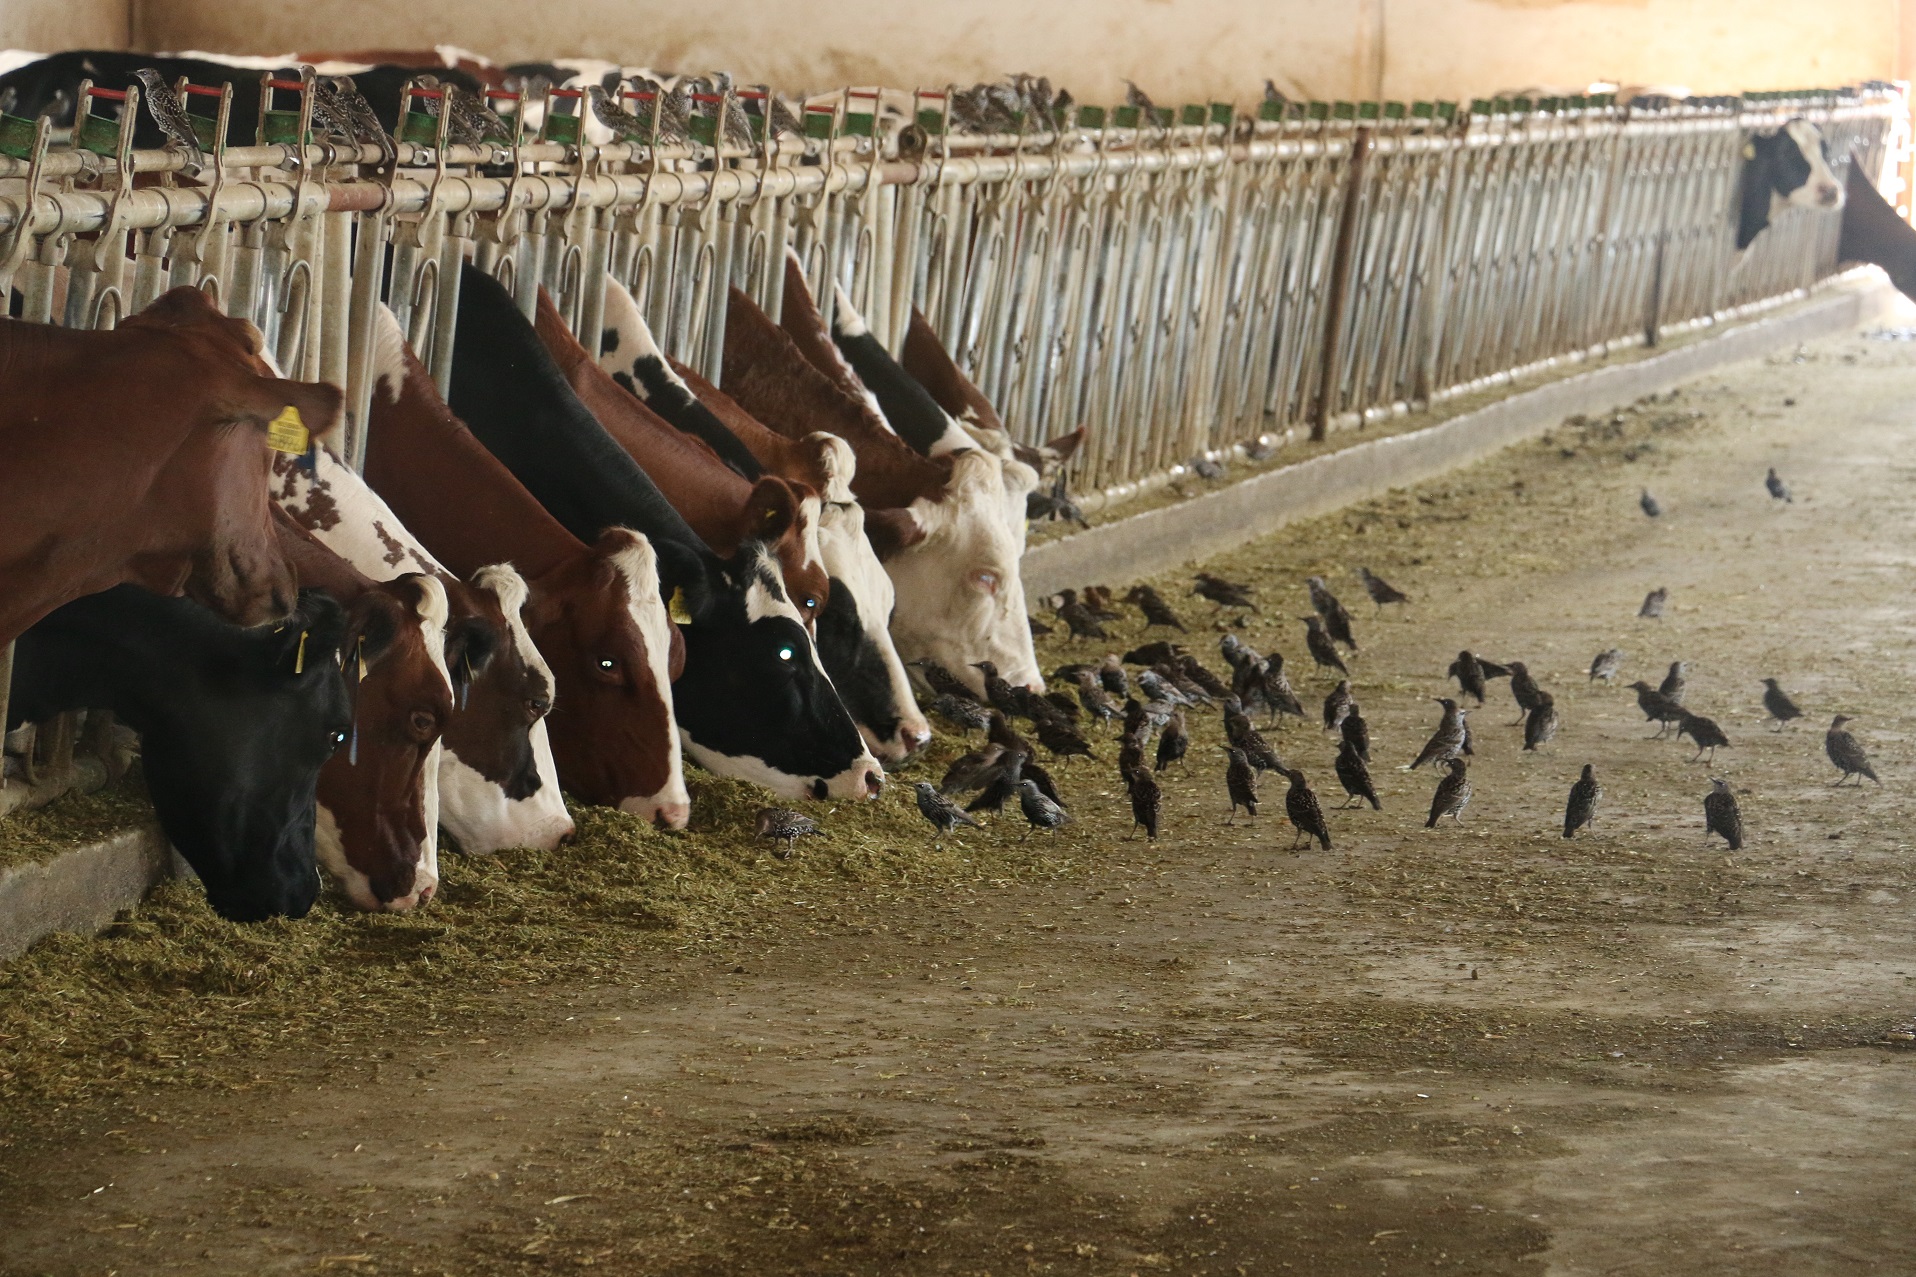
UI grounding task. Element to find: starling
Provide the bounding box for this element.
[1322,680,1355,732]
[1825,715,1880,786]
[1640,489,1663,518]
[1124,641,1187,667]
[967,749,1027,814]
[914,781,981,835]
[1154,707,1188,772]
[1410,698,1468,769]
[132,69,205,176]
[1136,669,1195,709]
[1224,746,1259,821]
[910,658,979,703]
[1563,764,1601,838]
[1218,632,1257,676]
[1125,584,1187,632]
[754,806,823,858]
[1523,692,1560,752]
[1118,733,1147,785]
[1124,79,1159,114]
[1081,586,1122,621]
[1766,468,1793,503]
[447,82,513,143]
[412,75,483,145]
[1639,588,1668,619]
[1098,653,1130,698]
[1176,654,1231,700]
[1627,681,1685,738]
[1703,778,1743,850]
[1055,590,1108,640]
[1121,697,1152,746]
[1425,758,1472,828]
[1658,660,1687,705]
[323,75,396,165]
[986,710,1037,759]
[1341,708,1371,763]
[1358,566,1410,612]
[1152,662,1213,707]
[1507,660,1543,723]
[1033,715,1095,760]
[941,743,1007,794]
[1224,700,1284,772]
[1191,455,1227,480]
[1261,654,1306,722]
[972,661,1026,717]
[1280,767,1332,850]
[1588,648,1624,684]
[1301,616,1349,676]
[1127,767,1162,840]
[1676,711,1729,763]
[1448,650,1491,704]
[1025,759,1064,808]
[1016,778,1070,838]
[1334,738,1380,810]
[1306,576,1359,650]
[929,694,992,737]
[1038,691,1083,725]
[1028,615,1055,637]
[1194,572,1258,611]
[1760,678,1803,730]
[1073,671,1121,728]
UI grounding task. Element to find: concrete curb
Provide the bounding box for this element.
[1023,281,1902,599]
[0,825,169,962]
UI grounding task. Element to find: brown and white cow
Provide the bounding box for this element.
[0,287,331,646]
[361,307,688,827]
[275,445,577,853]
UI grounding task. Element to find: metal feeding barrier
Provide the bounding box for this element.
[0,72,1903,803]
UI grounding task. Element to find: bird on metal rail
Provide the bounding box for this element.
[1588,648,1623,684]
[1825,715,1880,786]
[754,806,823,859]
[704,73,758,150]
[1125,79,1159,114]
[1639,587,1668,619]
[1301,616,1349,677]
[1195,572,1258,611]
[1507,660,1543,724]
[1322,680,1355,733]
[449,83,513,144]
[1760,678,1804,731]
[1766,467,1794,503]
[132,69,205,176]
[1127,767,1162,840]
[1410,698,1468,770]
[1425,758,1472,828]
[1358,566,1410,613]
[1341,707,1371,763]
[1224,746,1259,822]
[1334,737,1380,811]
[1563,764,1601,838]
[1017,778,1070,838]
[587,83,650,143]
[1704,778,1743,850]
[1676,710,1728,763]
[411,76,482,145]
[1306,576,1359,651]
[1154,707,1188,772]
[1640,489,1663,518]
[1523,692,1561,752]
[913,781,981,836]
[1280,767,1332,850]
[323,76,396,164]
[1658,660,1688,705]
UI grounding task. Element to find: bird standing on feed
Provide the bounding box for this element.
[1639,588,1668,619]
[1627,681,1685,738]
[1335,738,1380,810]
[1760,678,1803,730]
[1341,708,1371,763]
[1676,710,1729,763]
[1410,698,1468,770]
[1224,746,1259,822]
[1154,707,1188,772]
[1426,758,1472,828]
[1563,764,1601,838]
[1766,468,1793,503]
[1658,660,1688,705]
[1322,680,1355,732]
[1588,648,1623,684]
[1704,778,1743,850]
[1301,616,1349,676]
[1358,567,1410,613]
[1016,779,1070,838]
[1640,489,1663,518]
[132,69,205,176]
[913,782,981,836]
[1280,767,1331,850]
[1306,576,1359,651]
[1825,715,1880,786]
[1523,692,1560,752]
[754,807,823,859]
[1507,660,1542,724]
[1126,768,1162,840]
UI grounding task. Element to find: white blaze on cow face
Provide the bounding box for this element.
[816,492,932,762]
[604,532,691,830]
[884,449,1043,695]
[1781,119,1844,211]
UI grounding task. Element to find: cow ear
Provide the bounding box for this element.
[342,594,402,673]
[667,615,687,681]
[743,476,798,542]
[864,506,927,561]
[444,614,500,686]
[226,378,347,450]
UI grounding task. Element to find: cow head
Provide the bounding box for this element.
[316,573,454,912]
[1738,119,1845,250]
[524,528,689,828]
[875,449,1043,696]
[739,475,830,633]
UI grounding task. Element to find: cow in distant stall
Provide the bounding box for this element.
[8,587,366,921]
[1837,160,1916,301]
[1737,118,1846,250]
[449,265,882,801]
[360,307,690,827]
[592,277,931,764]
[0,287,327,647]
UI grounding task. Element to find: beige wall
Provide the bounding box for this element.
[3,0,1903,104]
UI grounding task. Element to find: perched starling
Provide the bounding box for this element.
[1703,777,1743,850]
[323,75,396,165]
[1449,650,1491,704]
[1410,698,1468,769]
[1676,711,1728,763]
[1588,648,1624,684]
[1334,738,1380,810]
[1126,584,1187,632]
[1025,759,1064,808]
[1098,653,1131,698]
[1127,767,1162,840]
[1825,715,1880,786]
[413,75,484,145]
[1176,654,1231,700]
[754,806,823,858]
[1766,468,1793,503]
[1280,767,1332,850]
[930,694,992,736]
[1627,681,1685,737]
[1124,641,1187,667]
[1301,616,1349,676]
[447,82,513,142]
[1055,593,1108,640]
[1134,670,1191,710]
[914,781,981,835]
[1639,588,1668,620]
[1341,709,1371,763]
[1124,79,1159,113]
[1658,660,1687,705]
[910,658,979,703]
[1358,566,1410,612]
[1017,778,1070,837]
[941,743,1007,794]
[1073,671,1121,728]
[1322,680,1355,732]
[1224,701,1285,772]
[1563,764,1601,838]
[1640,489,1663,518]
[1154,707,1188,772]
[1507,660,1543,724]
[1425,758,1472,828]
[1224,746,1260,821]
[972,661,1026,717]
[132,69,205,175]
[1760,678,1803,730]
[1262,654,1306,722]
[1523,692,1560,752]
[1194,572,1258,611]
[1307,577,1359,650]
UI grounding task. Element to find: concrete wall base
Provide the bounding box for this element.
[0,825,170,962]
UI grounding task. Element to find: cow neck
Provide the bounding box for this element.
[777,253,877,406]
[668,356,814,485]
[901,306,1005,435]
[274,508,376,603]
[827,288,963,458]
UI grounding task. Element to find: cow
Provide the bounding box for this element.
[360,307,689,827]
[449,264,882,801]
[593,278,931,764]
[273,446,576,855]
[1737,119,1845,250]
[7,586,365,921]
[898,307,1088,479]
[0,287,329,648]
[1837,161,1916,302]
[723,281,1042,697]
[275,514,453,912]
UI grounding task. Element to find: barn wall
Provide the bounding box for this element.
[0,0,130,53]
[124,0,1903,103]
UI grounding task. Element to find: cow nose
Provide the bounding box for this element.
[651,799,691,831]
[862,766,885,798]
[1819,183,1841,206]
[903,725,933,757]
[811,778,830,800]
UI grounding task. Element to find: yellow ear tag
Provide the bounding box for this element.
[266,405,311,456]
[1742,141,1757,160]
[668,586,693,626]
[357,636,368,681]
[294,629,308,675]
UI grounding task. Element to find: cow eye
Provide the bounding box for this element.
[971,569,1001,595]
[329,729,348,747]
[777,646,794,662]
[598,657,617,672]
[802,596,818,611]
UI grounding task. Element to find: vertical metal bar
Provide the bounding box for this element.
[1311,127,1373,439]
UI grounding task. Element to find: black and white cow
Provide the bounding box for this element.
[7,587,368,922]
[449,264,882,800]
[1738,119,1846,250]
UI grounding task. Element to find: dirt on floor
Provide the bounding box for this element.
[4,322,1916,1276]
